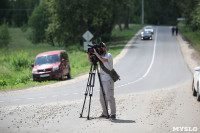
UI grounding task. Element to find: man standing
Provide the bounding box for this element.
[87,42,116,119]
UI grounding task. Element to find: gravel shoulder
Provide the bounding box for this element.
[0,31,200,133]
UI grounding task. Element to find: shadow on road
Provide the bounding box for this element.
[110,119,136,123]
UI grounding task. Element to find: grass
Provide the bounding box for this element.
[178,23,200,51]
[0,24,144,90]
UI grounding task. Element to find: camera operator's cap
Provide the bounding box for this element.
[100,42,106,47]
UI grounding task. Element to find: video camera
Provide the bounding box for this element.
[87,43,104,62]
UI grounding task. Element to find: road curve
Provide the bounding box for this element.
[0,26,192,106]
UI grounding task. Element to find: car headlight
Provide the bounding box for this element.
[32,69,37,73]
[53,66,59,71]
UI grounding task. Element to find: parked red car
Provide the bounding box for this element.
[32,50,71,81]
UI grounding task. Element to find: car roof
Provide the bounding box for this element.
[36,50,66,57]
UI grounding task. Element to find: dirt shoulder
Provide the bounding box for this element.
[0,31,200,133]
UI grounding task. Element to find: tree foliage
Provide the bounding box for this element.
[191,2,200,30]
[0,0,39,26]
[0,23,10,47]
[45,0,117,45]
[2,0,200,46]
[28,4,50,44]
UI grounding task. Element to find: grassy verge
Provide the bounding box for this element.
[178,23,200,51]
[0,24,144,90]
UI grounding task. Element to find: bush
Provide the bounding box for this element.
[0,79,7,86]
[0,24,10,47]
[10,52,32,71]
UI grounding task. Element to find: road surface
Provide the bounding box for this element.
[0,26,192,106]
[1,26,199,133]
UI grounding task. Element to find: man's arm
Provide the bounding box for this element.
[87,53,91,62]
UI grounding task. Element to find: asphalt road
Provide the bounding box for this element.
[0,26,192,107]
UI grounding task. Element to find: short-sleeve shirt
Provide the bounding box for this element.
[100,53,113,81]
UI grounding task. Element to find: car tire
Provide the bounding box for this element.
[197,85,200,102]
[60,70,65,80]
[67,68,71,79]
[192,79,197,96]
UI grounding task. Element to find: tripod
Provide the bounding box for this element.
[80,61,109,120]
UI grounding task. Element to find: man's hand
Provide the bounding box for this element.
[93,48,98,55]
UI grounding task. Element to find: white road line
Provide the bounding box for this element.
[39,97,46,99]
[52,95,58,98]
[142,27,158,78]
[115,27,158,89]
[73,93,78,95]
[0,101,4,103]
[64,93,69,96]
[12,99,20,102]
[27,98,34,100]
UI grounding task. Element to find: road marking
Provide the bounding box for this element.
[0,101,4,103]
[73,93,78,95]
[12,99,20,102]
[115,27,158,89]
[52,95,58,98]
[142,28,158,78]
[27,98,34,100]
[39,97,46,99]
[64,93,69,96]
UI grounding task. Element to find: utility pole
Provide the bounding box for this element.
[142,0,144,24]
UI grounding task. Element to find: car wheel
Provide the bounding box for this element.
[60,70,65,80]
[197,86,200,102]
[192,79,197,96]
[67,68,71,79]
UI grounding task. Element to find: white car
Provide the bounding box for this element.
[192,67,200,101]
[144,26,154,34]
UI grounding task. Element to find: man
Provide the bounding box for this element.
[87,42,116,119]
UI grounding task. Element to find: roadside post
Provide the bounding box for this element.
[82,30,94,51]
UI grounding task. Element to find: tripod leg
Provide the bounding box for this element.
[87,91,92,120]
[97,65,109,119]
[80,88,88,118]
[87,68,95,120]
[80,64,94,118]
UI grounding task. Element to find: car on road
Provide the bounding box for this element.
[32,50,71,81]
[144,26,154,34]
[140,31,152,40]
[192,67,200,101]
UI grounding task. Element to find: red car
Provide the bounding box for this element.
[32,50,71,81]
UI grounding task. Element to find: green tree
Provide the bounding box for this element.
[28,4,50,44]
[0,0,39,27]
[191,2,200,30]
[45,0,116,46]
[0,23,10,47]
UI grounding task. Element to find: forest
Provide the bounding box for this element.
[0,0,200,47]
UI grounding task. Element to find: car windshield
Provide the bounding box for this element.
[144,31,151,34]
[145,26,153,29]
[35,54,59,66]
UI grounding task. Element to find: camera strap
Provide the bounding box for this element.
[99,61,120,82]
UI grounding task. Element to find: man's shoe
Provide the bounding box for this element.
[109,114,116,119]
[99,114,107,118]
